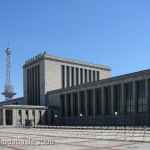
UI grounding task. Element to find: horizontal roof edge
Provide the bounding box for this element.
[46,69,150,95]
[23,54,111,70]
[1,105,48,109]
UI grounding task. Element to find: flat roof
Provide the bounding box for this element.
[1,105,48,110]
[23,52,111,71]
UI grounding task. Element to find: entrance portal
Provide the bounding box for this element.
[6,110,13,125]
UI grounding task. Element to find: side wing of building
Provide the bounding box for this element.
[46,69,150,126]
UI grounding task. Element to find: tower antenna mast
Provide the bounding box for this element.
[2,47,16,100]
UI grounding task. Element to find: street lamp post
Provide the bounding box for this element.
[114,112,117,130]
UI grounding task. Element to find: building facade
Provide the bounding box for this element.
[23,52,111,106]
[1,52,150,126]
[47,69,150,126]
[0,52,111,126]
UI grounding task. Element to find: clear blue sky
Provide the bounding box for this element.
[0,0,150,101]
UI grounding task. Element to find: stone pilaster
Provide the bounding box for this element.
[83,69,85,84]
[13,109,17,126]
[91,71,93,82]
[21,110,25,126]
[64,65,66,88]
[87,70,89,83]
[35,110,39,125]
[69,66,72,87]
[28,110,33,122]
[3,109,6,126]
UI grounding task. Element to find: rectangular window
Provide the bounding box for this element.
[89,70,91,82]
[114,84,122,114]
[136,80,146,113]
[95,88,102,115]
[31,67,35,105]
[79,91,85,116]
[84,69,87,83]
[60,94,65,117]
[87,89,93,116]
[124,82,133,114]
[104,86,111,114]
[66,93,71,116]
[66,66,70,87]
[37,65,40,105]
[97,71,100,81]
[73,92,78,116]
[26,65,40,106]
[35,66,37,105]
[71,67,74,86]
[61,65,65,88]
[76,68,79,85]
[93,71,95,82]
[80,68,83,84]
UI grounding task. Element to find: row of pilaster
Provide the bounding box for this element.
[2,109,47,126]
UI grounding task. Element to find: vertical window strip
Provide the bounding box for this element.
[71,67,74,86]
[66,66,70,87]
[61,65,65,88]
[80,68,83,84]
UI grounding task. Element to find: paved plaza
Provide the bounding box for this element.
[0,126,150,150]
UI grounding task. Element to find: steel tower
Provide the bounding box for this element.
[2,47,16,100]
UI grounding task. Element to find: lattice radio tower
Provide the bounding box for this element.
[2,47,16,100]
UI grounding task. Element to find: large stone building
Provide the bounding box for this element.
[0,52,111,126]
[0,52,150,126]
